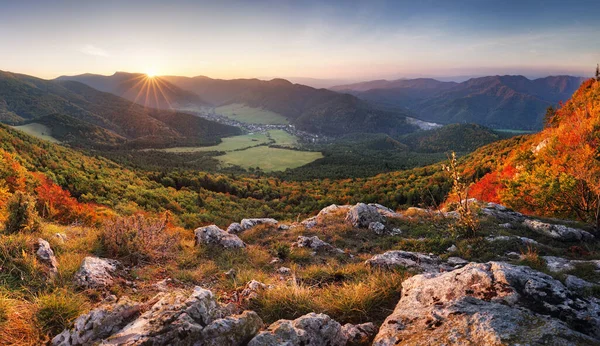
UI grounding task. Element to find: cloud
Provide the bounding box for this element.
[79,44,109,57]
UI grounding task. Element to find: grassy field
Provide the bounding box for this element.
[218,146,323,172]
[12,123,61,143]
[267,129,297,147]
[216,103,289,125]
[160,133,271,153]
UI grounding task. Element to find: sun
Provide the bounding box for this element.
[145,69,157,78]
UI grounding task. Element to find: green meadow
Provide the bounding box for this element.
[12,123,61,143]
[218,146,323,172]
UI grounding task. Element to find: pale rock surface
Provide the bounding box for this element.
[36,238,58,275]
[227,222,244,234]
[195,225,246,248]
[341,322,377,346]
[294,235,344,254]
[523,219,594,241]
[55,287,263,346]
[345,203,385,228]
[365,250,450,272]
[248,312,347,346]
[373,262,600,345]
[74,256,120,289]
[240,218,278,230]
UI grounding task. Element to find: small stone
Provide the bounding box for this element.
[446,245,458,253]
[342,322,377,346]
[36,238,58,276]
[499,223,513,229]
[224,268,237,278]
[368,221,386,235]
[195,225,246,249]
[226,222,243,234]
[447,257,469,266]
[74,256,120,289]
[277,267,292,275]
[278,224,290,230]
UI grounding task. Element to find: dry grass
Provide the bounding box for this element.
[0,293,45,346]
[36,289,88,337]
[520,245,546,271]
[250,267,407,325]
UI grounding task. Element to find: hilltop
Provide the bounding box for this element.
[333,75,585,130]
[61,73,419,137]
[0,71,241,148]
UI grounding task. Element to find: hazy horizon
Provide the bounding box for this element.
[1,0,599,81]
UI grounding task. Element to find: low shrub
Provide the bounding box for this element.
[4,192,41,234]
[100,214,179,265]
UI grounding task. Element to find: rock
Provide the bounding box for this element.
[240,280,267,301]
[499,222,513,229]
[200,311,264,346]
[565,275,596,292]
[368,221,386,235]
[278,224,290,230]
[152,278,171,292]
[224,268,237,279]
[227,222,244,234]
[248,312,347,346]
[365,250,449,272]
[486,235,539,246]
[269,258,281,265]
[373,262,600,345]
[446,244,457,253]
[301,216,318,229]
[52,297,142,346]
[195,225,246,249]
[294,236,344,254]
[543,256,600,273]
[317,204,352,218]
[277,267,292,275]
[481,202,526,223]
[59,286,263,346]
[74,256,120,289]
[447,256,469,266]
[341,322,377,346]
[389,228,402,236]
[368,203,402,218]
[523,219,594,241]
[505,251,522,260]
[240,218,278,230]
[345,203,385,228]
[54,233,68,242]
[35,238,58,276]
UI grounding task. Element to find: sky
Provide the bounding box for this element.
[0,0,599,82]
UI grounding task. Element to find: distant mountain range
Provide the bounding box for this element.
[60,73,418,137]
[0,70,240,148]
[332,75,586,130]
[56,72,209,111]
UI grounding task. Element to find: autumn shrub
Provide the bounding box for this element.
[36,289,88,337]
[4,191,41,234]
[100,214,179,264]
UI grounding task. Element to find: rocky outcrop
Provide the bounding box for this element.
[240,218,278,230]
[542,255,600,273]
[54,287,263,346]
[195,225,246,248]
[35,238,58,276]
[373,262,600,345]
[485,235,539,245]
[345,203,386,228]
[523,219,594,241]
[368,204,402,218]
[53,297,142,346]
[227,222,244,234]
[365,250,452,272]
[481,202,526,223]
[74,257,120,289]
[248,313,347,346]
[341,322,377,346]
[240,280,268,301]
[294,236,344,254]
